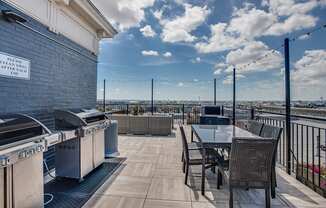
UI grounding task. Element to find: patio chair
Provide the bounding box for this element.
[260,124,283,198]
[179,126,220,185]
[179,125,201,163]
[217,137,277,208]
[248,120,264,135]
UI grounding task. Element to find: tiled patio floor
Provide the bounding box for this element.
[83,126,326,208]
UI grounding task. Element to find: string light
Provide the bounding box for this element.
[290,23,326,42]
[235,23,325,72]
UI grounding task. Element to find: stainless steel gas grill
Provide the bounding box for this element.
[54,109,108,180]
[0,114,52,208]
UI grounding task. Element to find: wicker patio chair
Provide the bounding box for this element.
[179,126,220,185]
[260,124,283,198]
[217,137,277,208]
[247,120,264,135]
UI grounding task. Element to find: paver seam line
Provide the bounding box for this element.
[142,142,160,208]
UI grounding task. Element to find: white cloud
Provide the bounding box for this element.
[195,23,246,53]
[159,3,210,43]
[178,82,184,87]
[213,62,227,75]
[91,0,155,31]
[214,68,223,75]
[262,0,319,36]
[142,50,159,56]
[298,34,310,40]
[214,62,227,68]
[223,74,246,85]
[196,0,321,54]
[140,25,156,37]
[265,0,320,16]
[225,41,283,74]
[265,13,317,36]
[191,57,201,63]
[292,50,326,86]
[227,5,276,38]
[153,9,163,20]
[163,52,172,57]
[210,41,283,76]
[174,0,184,5]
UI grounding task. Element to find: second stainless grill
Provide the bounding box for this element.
[54,109,108,180]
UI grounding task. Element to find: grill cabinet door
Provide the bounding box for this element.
[12,153,43,208]
[80,134,93,178]
[93,129,105,168]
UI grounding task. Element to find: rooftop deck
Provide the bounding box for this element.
[82,126,326,208]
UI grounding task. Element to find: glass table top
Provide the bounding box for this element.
[192,125,259,144]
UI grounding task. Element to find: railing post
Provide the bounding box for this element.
[221,105,224,116]
[151,78,154,115]
[103,79,106,112]
[250,107,255,120]
[232,68,236,125]
[214,78,216,105]
[182,104,185,125]
[126,104,129,115]
[284,38,291,175]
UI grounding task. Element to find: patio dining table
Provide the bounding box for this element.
[191,124,260,195]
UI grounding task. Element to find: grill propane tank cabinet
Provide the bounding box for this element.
[54,109,109,180]
[0,114,55,208]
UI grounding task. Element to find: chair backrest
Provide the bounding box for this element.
[229,137,277,188]
[179,126,190,162]
[215,117,230,125]
[260,124,283,140]
[260,124,283,165]
[248,120,264,135]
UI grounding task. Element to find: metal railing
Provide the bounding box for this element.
[223,106,326,197]
[98,103,203,126]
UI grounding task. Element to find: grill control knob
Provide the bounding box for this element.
[37,146,43,152]
[19,151,26,158]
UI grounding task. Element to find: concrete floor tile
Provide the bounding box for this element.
[143,199,191,208]
[103,176,151,198]
[147,177,191,201]
[84,195,144,208]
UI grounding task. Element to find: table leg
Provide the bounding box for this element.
[201,147,206,195]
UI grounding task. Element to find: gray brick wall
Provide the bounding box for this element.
[0,1,98,128]
[0,1,100,170]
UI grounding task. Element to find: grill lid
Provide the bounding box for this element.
[54,109,107,129]
[0,114,48,147]
[72,109,106,123]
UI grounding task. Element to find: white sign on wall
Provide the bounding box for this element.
[0,52,31,80]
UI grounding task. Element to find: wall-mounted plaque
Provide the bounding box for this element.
[0,52,30,80]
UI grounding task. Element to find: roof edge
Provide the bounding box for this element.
[70,0,118,38]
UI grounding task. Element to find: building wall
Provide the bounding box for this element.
[0,1,98,129]
[1,0,102,54]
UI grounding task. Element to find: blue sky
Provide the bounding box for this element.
[95,0,326,101]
